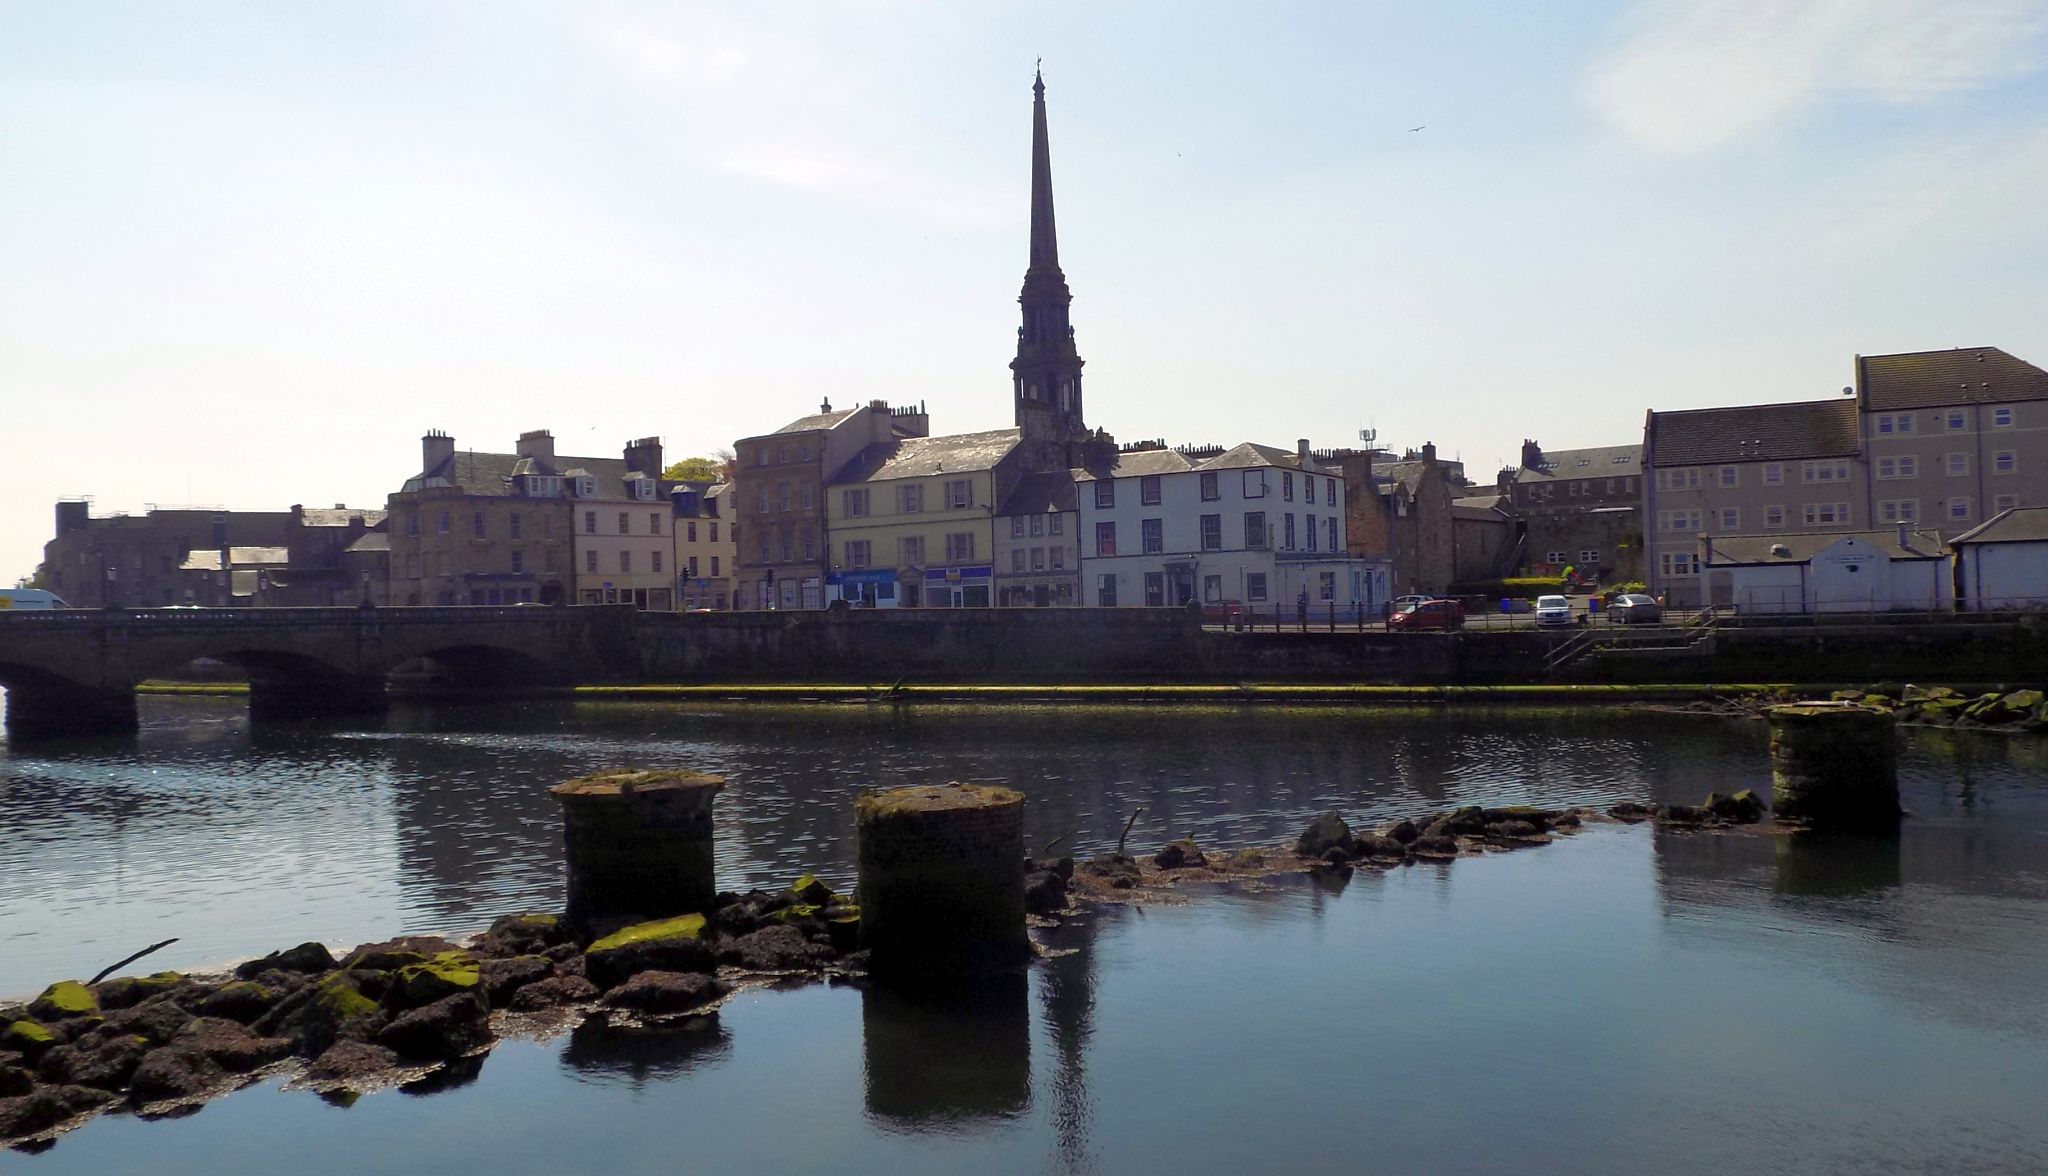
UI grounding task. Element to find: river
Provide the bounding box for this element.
[4,695,2047,1173]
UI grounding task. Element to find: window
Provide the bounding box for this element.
[1011,548,1026,572]
[687,556,699,576]
[509,550,524,573]
[1200,472,1219,501]
[1204,574,1223,602]
[1243,471,1265,498]
[1304,475,1317,502]
[709,522,718,542]
[1049,514,1064,535]
[1095,521,1117,556]
[1658,509,1703,532]
[844,489,868,517]
[900,536,924,566]
[1946,410,1967,431]
[800,484,815,511]
[1029,514,1044,537]
[471,511,485,538]
[846,540,871,569]
[799,444,811,462]
[1877,499,1919,523]
[1801,502,1850,526]
[777,484,791,512]
[755,448,768,467]
[1328,517,1339,551]
[1546,550,1567,564]
[613,511,627,534]
[1326,480,1337,506]
[900,485,923,514]
[1875,455,1918,479]
[1246,572,1268,602]
[620,550,632,573]
[1762,463,1783,486]
[1994,494,2019,512]
[1763,505,1785,528]
[1800,460,1849,483]
[1306,514,1318,551]
[1993,407,2014,428]
[586,549,598,572]
[1244,512,1267,548]
[1948,452,1970,476]
[544,548,558,573]
[1949,497,1972,521]
[686,522,697,542]
[650,512,662,535]
[1718,466,1738,487]
[801,530,816,561]
[1200,514,1222,551]
[776,446,787,464]
[1011,516,1025,538]
[1319,571,1336,602]
[1877,413,1916,435]
[1994,450,2017,475]
[508,513,522,539]
[945,532,974,562]
[1718,507,1739,530]
[711,556,720,576]
[1580,548,1601,563]
[1660,552,1699,577]
[1031,547,1046,571]
[1097,574,1118,607]
[437,511,451,534]
[652,550,663,574]
[1141,518,1163,554]
[1049,547,1065,570]
[756,490,769,514]
[1094,480,1115,508]
[1144,572,1165,607]
[1283,513,1296,549]
[1282,472,1294,502]
[405,512,420,537]
[1656,468,1702,491]
[946,480,973,509]
[1141,476,1161,506]
[584,511,597,535]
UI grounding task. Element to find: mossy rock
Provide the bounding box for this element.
[313,974,381,1021]
[789,874,836,906]
[94,971,184,1011]
[2,1019,57,1057]
[28,981,99,1021]
[391,952,482,1009]
[2003,689,2046,711]
[767,904,822,925]
[584,914,712,989]
[588,914,706,954]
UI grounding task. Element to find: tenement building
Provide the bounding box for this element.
[1855,347,2048,534]
[1502,439,1643,583]
[39,502,293,608]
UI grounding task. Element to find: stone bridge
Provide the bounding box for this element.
[0,606,645,739]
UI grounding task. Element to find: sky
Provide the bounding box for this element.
[5,0,2048,581]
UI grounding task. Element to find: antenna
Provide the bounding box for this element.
[1358,428,1377,447]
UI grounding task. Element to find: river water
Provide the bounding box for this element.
[3,696,2047,1173]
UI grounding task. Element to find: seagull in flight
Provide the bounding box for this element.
[1408,125,1426,132]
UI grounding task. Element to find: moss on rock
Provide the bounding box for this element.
[392,952,482,1008]
[588,914,706,954]
[2,1020,56,1055]
[28,981,98,1021]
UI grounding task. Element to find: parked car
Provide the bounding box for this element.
[1200,599,1247,623]
[1534,594,1574,628]
[1389,598,1465,631]
[1391,594,1433,613]
[1606,593,1664,625]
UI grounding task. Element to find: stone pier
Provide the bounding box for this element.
[855,783,1029,978]
[551,769,724,929]
[1766,704,1901,828]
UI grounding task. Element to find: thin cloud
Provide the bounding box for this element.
[717,148,1011,229]
[1587,0,2048,152]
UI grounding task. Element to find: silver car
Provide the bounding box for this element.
[1534,594,1574,627]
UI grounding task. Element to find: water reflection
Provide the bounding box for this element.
[861,975,1032,1130]
[1773,831,1904,898]
[560,1013,732,1088]
[1038,907,1116,1175]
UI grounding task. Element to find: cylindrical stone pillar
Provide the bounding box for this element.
[552,769,724,929]
[1766,704,1900,828]
[856,783,1028,978]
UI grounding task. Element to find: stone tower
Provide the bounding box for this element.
[1011,69,1088,450]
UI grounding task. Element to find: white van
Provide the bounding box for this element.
[0,588,70,610]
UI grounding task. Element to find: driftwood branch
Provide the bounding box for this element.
[1041,830,1080,856]
[1115,808,1145,858]
[88,937,180,986]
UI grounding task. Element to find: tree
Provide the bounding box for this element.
[663,455,727,482]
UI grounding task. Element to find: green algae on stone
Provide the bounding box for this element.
[2,1019,56,1051]
[768,904,823,925]
[393,952,481,1007]
[313,974,380,1020]
[29,980,99,1020]
[588,913,707,954]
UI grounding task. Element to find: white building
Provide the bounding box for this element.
[1075,440,1384,615]
[1701,530,1951,614]
[1951,506,2048,611]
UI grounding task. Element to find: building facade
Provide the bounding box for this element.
[824,429,1025,608]
[387,430,576,607]
[671,482,734,610]
[994,472,1081,606]
[567,436,676,609]
[39,502,292,608]
[1856,347,2048,536]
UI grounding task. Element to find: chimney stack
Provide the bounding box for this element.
[516,429,555,466]
[1297,438,1311,463]
[422,429,455,474]
[1520,439,1543,470]
[624,436,665,478]
[1422,441,1438,465]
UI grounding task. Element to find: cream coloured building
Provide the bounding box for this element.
[824,428,1026,608]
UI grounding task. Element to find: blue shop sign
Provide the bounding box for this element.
[831,569,899,589]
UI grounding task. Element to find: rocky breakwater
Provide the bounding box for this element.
[1,878,870,1148]
[1833,685,2048,732]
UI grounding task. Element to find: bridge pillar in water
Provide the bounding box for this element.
[1766,704,1900,828]
[855,783,1029,979]
[245,670,389,723]
[1,684,138,741]
[551,769,725,929]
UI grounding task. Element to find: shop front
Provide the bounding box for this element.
[923,564,993,608]
[827,568,903,608]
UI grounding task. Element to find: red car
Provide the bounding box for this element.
[1389,598,1465,631]
[1201,599,1247,623]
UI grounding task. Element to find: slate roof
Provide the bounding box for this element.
[1861,347,2048,411]
[1196,442,1337,476]
[771,408,860,435]
[1703,529,1945,565]
[1073,448,1198,481]
[344,532,391,554]
[1951,506,2048,546]
[1646,399,1860,466]
[1518,444,1641,481]
[403,449,632,496]
[996,471,1078,515]
[834,428,1022,484]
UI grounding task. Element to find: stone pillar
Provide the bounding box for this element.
[552,769,724,928]
[1766,704,1900,828]
[855,783,1029,978]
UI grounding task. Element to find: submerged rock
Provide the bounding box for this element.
[601,971,726,1015]
[1296,812,1352,857]
[1703,790,1769,824]
[1382,820,1420,845]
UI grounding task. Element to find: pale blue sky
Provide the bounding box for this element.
[5,1,2047,580]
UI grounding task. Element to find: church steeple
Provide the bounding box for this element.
[1012,67,1086,444]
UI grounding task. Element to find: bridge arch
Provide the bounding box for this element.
[0,659,139,742]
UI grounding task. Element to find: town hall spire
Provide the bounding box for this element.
[1012,67,1086,445]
